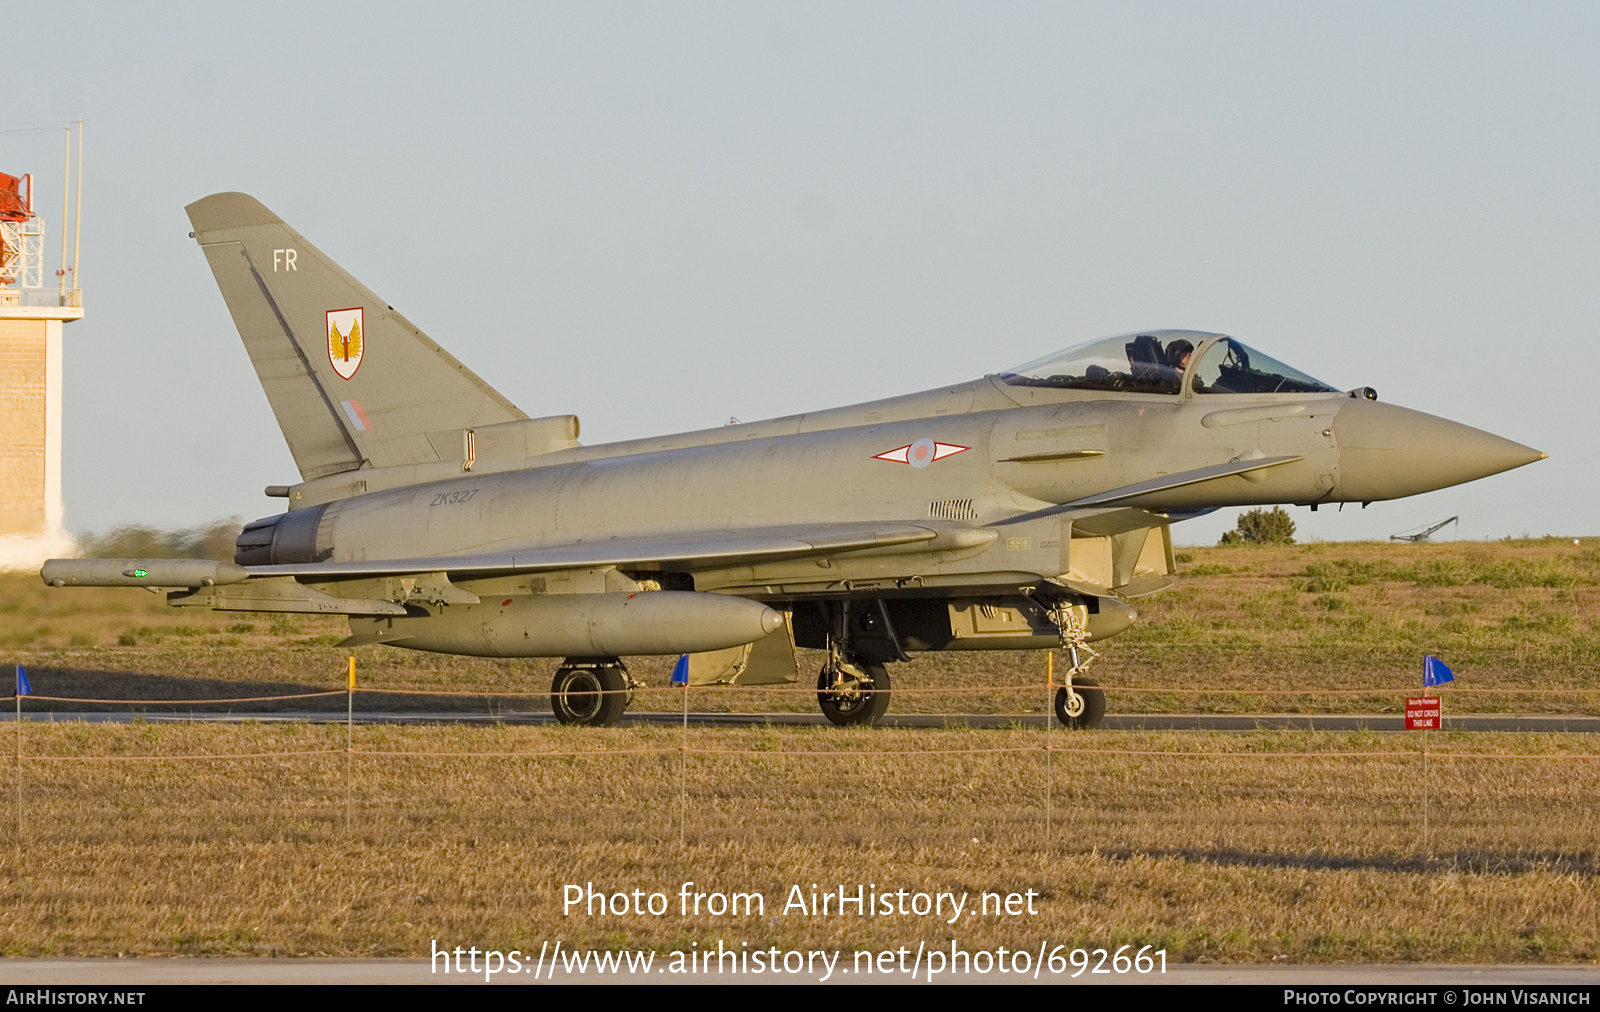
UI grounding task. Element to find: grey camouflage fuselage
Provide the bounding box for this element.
[39,193,1544,725]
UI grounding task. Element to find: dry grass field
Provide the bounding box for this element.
[2,536,1599,962]
[2,723,1599,961]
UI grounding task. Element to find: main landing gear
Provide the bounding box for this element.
[550,657,633,726]
[812,599,898,727]
[816,658,892,727]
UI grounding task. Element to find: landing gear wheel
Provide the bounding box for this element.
[817,661,891,727]
[551,663,628,726]
[1054,677,1105,730]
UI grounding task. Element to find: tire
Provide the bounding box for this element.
[817,661,891,727]
[1054,677,1106,730]
[551,663,628,727]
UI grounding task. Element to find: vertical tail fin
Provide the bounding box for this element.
[186,193,526,480]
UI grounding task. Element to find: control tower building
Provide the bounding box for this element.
[1,126,83,569]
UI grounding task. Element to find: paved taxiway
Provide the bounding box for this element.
[7,711,1599,732]
[3,958,1600,985]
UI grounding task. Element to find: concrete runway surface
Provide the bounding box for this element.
[7,711,1600,732]
[3,958,1600,985]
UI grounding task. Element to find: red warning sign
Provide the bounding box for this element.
[1405,696,1441,730]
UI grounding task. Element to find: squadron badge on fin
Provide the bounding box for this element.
[327,307,365,380]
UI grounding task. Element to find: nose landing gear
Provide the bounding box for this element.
[1050,600,1106,729]
[1054,677,1106,729]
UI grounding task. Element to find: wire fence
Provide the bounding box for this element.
[18,683,1600,705]
[10,662,1600,861]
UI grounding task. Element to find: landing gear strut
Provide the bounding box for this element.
[550,658,632,726]
[817,659,891,727]
[815,599,895,727]
[1050,599,1106,730]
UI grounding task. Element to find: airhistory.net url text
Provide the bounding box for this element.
[430,939,1166,982]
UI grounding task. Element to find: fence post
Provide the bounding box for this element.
[680,679,688,849]
[1423,687,1432,862]
[14,687,20,850]
[1045,652,1053,842]
[346,656,355,832]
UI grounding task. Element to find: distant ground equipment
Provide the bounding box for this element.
[0,121,84,571]
[0,172,44,288]
[1391,516,1459,542]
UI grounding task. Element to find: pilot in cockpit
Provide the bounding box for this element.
[996,330,1339,397]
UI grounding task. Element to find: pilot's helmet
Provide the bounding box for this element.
[1166,338,1194,369]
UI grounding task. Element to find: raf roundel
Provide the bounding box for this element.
[873,439,969,468]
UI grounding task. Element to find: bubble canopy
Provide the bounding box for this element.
[998,331,1338,396]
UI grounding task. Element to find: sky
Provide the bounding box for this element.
[8,1,1597,545]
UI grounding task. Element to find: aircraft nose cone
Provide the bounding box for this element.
[1333,400,1545,502]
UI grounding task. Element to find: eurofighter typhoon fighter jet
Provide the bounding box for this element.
[43,194,1546,728]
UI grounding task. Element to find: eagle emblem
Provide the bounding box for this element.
[326,307,365,380]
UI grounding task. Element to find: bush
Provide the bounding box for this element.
[1298,569,1349,593]
[1220,507,1296,546]
[1300,559,1389,587]
[1475,560,1580,589]
[78,519,242,561]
